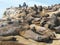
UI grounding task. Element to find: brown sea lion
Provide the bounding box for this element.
[30,24,60,41]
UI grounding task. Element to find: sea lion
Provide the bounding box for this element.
[30,24,60,42]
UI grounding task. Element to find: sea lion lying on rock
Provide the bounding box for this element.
[53,26,60,33]
[30,24,60,41]
[46,13,60,31]
[0,26,20,36]
[19,30,46,42]
[0,23,42,41]
[0,22,56,42]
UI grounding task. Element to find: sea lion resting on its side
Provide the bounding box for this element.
[30,24,60,41]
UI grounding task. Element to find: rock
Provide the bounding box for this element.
[0,41,25,45]
[0,36,16,41]
[1,3,60,45]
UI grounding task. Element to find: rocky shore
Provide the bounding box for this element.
[0,3,60,45]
